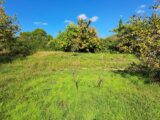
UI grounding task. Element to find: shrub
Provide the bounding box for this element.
[47,38,63,51]
[100,35,120,52]
[54,19,101,53]
[10,40,33,57]
[0,2,19,55]
[18,29,53,51]
[114,4,160,82]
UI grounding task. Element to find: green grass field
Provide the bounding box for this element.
[0,51,160,120]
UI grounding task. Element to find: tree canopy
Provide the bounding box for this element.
[0,1,19,54]
[51,19,101,52]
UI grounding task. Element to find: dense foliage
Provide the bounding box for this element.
[100,35,120,52]
[18,29,53,51]
[114,4,160,81]
[0,0,53,58]
[49,19,101,52]
[0,2,19,55]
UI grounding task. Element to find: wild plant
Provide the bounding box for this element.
[97,75,104,88]
[71,55,81,91]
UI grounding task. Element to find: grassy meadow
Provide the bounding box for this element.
[0,51,160,120]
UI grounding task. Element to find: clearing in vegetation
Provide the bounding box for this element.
[0,51,160,120]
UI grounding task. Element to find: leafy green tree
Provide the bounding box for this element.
[78,19,101,52]
[0,1,19,54]
[114,3,160,81]
[18,29,53,51]
[118,18,123,31]
[63,23,80,52]
[31,29,50,50]
[10,40,33,57]
[100,35,120,52]
[54,19,101,52]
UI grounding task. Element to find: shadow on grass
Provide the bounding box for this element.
[112,66,151,84]
[0,54,26,64]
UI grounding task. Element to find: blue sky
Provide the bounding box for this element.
[5,0,154,38]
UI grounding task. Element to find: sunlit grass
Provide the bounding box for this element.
[0,51,160,120]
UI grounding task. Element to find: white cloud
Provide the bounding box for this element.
[34,22,41,25]
[136,4,146,14]
[90,16,98,22]
[120,15,123,18]
[78,14,99,22]
[42,22,48,25]
[78,14,87,20]
[136,9,145,14]
[139,4,146,9]
[33,21,48,26]
[64,19,73,24]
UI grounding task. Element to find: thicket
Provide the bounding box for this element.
[18,29,53,51]
[49,19,101,52]
[100,35,120,52]
[114,3,160,82]
[0,1,53,58]
[0,1,19,55]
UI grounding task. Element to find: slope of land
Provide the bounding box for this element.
[0,51,160,120]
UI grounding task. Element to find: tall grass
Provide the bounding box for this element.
[0,51,160,120]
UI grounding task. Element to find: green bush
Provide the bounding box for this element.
[10,40,34,57]
[47,38,63,51]
[0,2,19,55]
[53,19,101,53]
[100,35,120,52]
[114,4,160,82]
[18,29,53,51]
